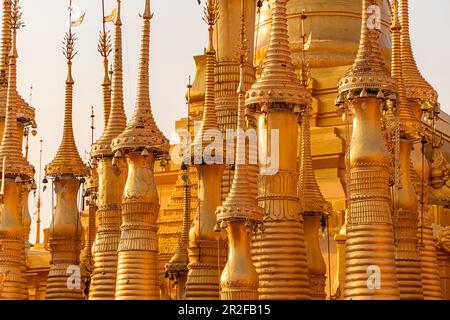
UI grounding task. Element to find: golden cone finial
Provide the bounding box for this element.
[246,0,310,107]
[191,0,220,160]
[338,0,396,99]
[45,29,88,177]
[298,106,331,215]
[165,172,191,274]
[390,0,418,138]
[0,1,33,179]
[400,0,437,105]
[0,0,34,133]
[91,0,127,158]
[112,0,168,156]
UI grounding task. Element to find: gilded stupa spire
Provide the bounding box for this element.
[165,172,191,298]
[298,108,331,215]
[246,0,310,108]
[98,0,112,129]
[338,1,396,99]
[112,0,169,156]
[390,0,417,138]
[400,0,437,105]
[0,0,12,81]
[0,1,32,179]
[91,0,127,158]
[216,2,263,224]
[191,0,220,161]
[45,28,88,177]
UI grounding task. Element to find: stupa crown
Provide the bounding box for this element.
[111,0,169,156]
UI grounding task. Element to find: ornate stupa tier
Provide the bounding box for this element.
[91,0,127,158]
[45,35,88,177]
[112,1,168,157]
[400,0,437,105]
[0,24,33,179]
[246,0,311,108]
[337,1,396,99]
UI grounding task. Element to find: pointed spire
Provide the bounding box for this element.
[400,0,437,105]
[391,0,417,138]
[112,0,169,155]
[246,0,310,107]
[216,0,263,224]
[338,0,396,99]
[45,29,88,177]
[190,0,220,159]
[91,0,126,158]
[165,172,191,274]
[0,0,12,82]
[298,107,331,214]
[0,4,32,179]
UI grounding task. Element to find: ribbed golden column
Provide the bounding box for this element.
[45,178,84,300]
[111,0,169,300]
[185,0,225,300]
[165,171,191,300]
[44,29,89,300]
[298,106,331,300]
[390,2,423,300]
[335,0,400,300]
[246,0,311,300]
[0,18,33,300]
[89,0,127,300]
[216,8,264,299]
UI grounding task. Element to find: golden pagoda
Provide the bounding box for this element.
[247,0,311,300]
[0,0,33,300]
[89,0,128,300]
[0,0,448,302]
[44,8,89,299]
[335,0,400,300]
[111,0,169,300]
[215,0,264,300]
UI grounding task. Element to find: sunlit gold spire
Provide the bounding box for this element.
[390,0,417,138]
[165,172,191,300]
[45,30,88,177]
[191,0,220,159]
[0,2,32,179]
[246,0,309,107]
[98,0,112,129]
[91,0,126,158]
[0,0,12,81]
[112,0,169,155]
[216,2,263,225]
[400,0,437,106]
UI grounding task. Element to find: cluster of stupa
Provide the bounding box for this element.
[1,0,450,300]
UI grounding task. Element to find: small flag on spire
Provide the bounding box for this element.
[71,12,86,28]
[104,7,118,23]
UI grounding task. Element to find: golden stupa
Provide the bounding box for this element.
[0,0,449,302]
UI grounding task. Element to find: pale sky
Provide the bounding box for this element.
[7,0,449,244]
